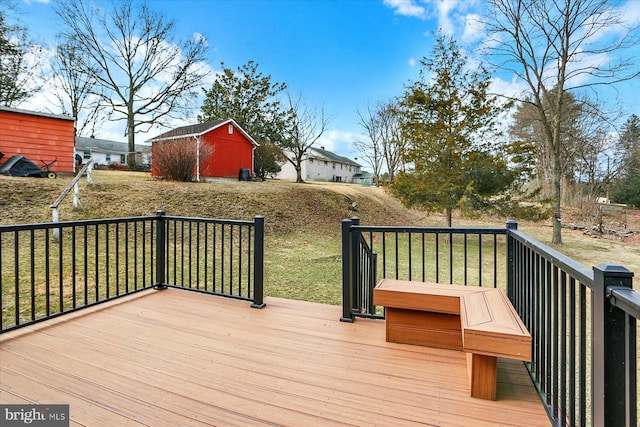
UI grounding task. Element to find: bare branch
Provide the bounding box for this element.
[56,0,209,168]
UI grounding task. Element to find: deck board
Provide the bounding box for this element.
[0,289,549,426]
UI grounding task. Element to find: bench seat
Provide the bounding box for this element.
[373,279,531,400]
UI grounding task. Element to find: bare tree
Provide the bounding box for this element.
[355,103,384,184]
[356,100,406,184]
[49,41,102,136]
[57,1,209,168]
[486,0,640,244]
[0,6,43,106]
[379,101,406,182]
[281,93,329,183]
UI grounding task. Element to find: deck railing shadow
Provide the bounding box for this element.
[341,217,638,427]
[0,211,265,334]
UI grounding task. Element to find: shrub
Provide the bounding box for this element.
[152,138,212,181]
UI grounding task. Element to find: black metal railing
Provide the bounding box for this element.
[341,217,638,426]
[158,213,265,306]
[340,217,508,321]
[509,225,637,427]
[0,211,265,333]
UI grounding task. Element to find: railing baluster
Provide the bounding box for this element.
[30,230,35,320]
[45,228,50,316]
[14,230,20,324]
[72,227,77,308]
[449,231,453,284]
[59,225,64,313]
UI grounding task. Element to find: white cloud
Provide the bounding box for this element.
[383,0,426,19]
[434,0,458,35]
[489,75,528,101]
[316,129,366,157]
[408,57,417,67]
[461,13,484,44]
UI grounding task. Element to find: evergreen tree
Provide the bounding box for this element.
[200,60,287,144]
[391,34,525,227]
[613,114,640,207]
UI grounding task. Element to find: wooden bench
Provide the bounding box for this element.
[373,279,531,400]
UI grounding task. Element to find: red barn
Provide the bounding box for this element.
[148,119,258,180]
[0,106,76,174]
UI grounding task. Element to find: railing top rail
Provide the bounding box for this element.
[163,215,257,226]
[50,159,94,208]
[509,228,594,286]
[352,224,508,235]
[607,286,640,319]
[0,215,157,232]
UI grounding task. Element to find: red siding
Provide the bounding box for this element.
[200,124,254,178]
[0,110,75,173]
[151,122,254,179]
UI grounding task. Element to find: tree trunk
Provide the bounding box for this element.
[446,207,452,228]
[552,139,563,244]
[295,153,304,183]
[127,110,136,170]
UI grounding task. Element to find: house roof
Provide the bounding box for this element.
[147,119,259,146]
[0,106,74,122]
[75,136,148,155]
[308,146,361,167]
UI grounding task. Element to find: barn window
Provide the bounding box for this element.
[228,124,234,134]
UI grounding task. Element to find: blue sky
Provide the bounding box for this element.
[12,0,640,160]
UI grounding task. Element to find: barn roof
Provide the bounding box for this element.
[0,106,74,122]
[147,119,259,146]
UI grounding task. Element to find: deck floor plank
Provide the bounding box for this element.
[1,289,549,426]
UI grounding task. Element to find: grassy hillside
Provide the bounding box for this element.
[2,171,638,300]
[1,172,421,234]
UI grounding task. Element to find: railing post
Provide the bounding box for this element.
[506,220,518,302]
[350,217,360,317]
[86,160,93,184]
[154,210,167,289]
[251,215,266,309]
[52,206,60,241]
[340,218,354,322]
[592,263,634,427]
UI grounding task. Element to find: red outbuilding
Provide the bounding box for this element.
[0,106,76,174]
[148,119,258,180]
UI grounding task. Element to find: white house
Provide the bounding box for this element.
[75,136,151,168]
[277,146,363,183]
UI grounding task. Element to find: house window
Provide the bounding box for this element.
[105,154,111,162]
[228,124,234,134]
[120,154,126,163]
[309,158,313,163]
[324,161,328,165]
[83,151,91,160]
[341,164,343,170]
[332,162,336,169]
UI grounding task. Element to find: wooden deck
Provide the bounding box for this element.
[0,289,550,426]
